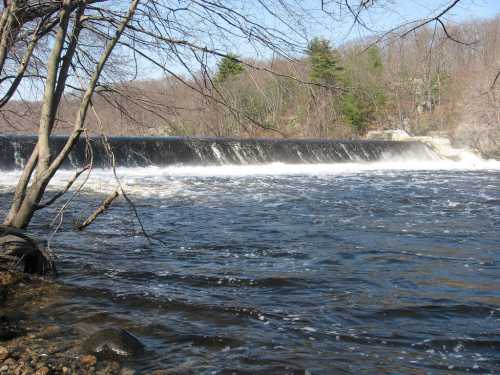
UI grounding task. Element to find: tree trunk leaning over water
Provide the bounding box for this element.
[0,0,138,274]
[2,0,139,229]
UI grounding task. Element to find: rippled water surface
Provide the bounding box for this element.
[1,162,500,374]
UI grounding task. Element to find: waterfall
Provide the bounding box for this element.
[0,135,438,170]
[12,141,25,169]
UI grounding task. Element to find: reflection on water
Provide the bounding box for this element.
[1,164,500,374]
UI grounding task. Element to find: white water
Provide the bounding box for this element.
[1,151,499,196]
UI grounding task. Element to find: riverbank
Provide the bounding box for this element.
[0,271,155,375]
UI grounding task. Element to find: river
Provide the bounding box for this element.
[1,154,500,374]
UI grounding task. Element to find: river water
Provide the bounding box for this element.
[1,158,500,374]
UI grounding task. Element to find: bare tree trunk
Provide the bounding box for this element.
[4,0,139,229]
[0,0,19,74]
[2,1,74,229]
[76,190,120,230]
[3,146,38,226]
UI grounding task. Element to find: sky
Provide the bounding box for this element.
[367,0,500,22]
[305,0,500,46]
[189,0,500,63]
[426,0,500,20]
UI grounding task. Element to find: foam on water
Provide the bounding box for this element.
[0,152,499,189]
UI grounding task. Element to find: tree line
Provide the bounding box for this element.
[2,15,499,157]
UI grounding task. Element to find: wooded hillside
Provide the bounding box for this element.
[1,16,499,156]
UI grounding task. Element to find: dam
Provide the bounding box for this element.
[0,135,437,169]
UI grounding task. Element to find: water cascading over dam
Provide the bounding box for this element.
[0,135,436,170]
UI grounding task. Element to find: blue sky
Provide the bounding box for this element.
[306,0,500,46]
[203,0,500,61]
[430,0,500,20]
[368,0,500,22]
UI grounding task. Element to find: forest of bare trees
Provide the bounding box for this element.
[1,15,499,157]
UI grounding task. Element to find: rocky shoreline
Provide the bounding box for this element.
[0,227,180,375]
[0,271,171,375]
